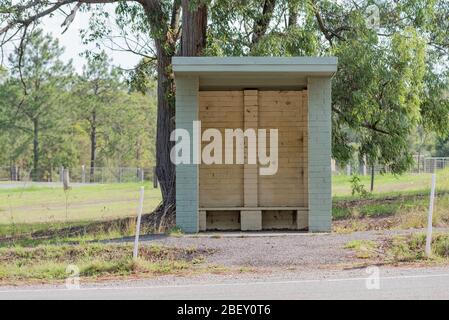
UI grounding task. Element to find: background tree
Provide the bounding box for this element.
[3,29,73,180]
[0,32,157,181]
[98,90,157,169]
[0,72,28,173]
[73,51,123,181]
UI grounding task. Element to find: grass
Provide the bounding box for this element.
[388,233,449,263]
[0,243,209,283]
[0,182,162,239]
[345,233,449,265]
[0,182,161,224]
[344,240,378,259]
[333,193,449,232]
[168,227,184,237]
[332,169,449,232]
[0,212,166,248]
[332,170,449,198]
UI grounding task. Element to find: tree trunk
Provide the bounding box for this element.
[370,164,375,192]
[32,118,39,181]
[288,1,299,29]
[89,110,97,183]
[140,0,208,228]
[181,0,208,56]
[251,0,277,50]
[154,48,176,210]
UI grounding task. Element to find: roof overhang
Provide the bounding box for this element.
[172,57,338,90]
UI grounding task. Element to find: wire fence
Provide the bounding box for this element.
[0,165,161,240]
[2,157,449,183]
[333,157,449,176]
[0,166,156,185]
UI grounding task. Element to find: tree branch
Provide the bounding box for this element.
[251,0,277,47]
[332,105,392,135]
[1,0,140,37]
[310,0,350,46]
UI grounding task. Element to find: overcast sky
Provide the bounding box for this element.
[2,4,141,74]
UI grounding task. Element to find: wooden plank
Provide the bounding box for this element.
[258,90,307,207]
[198,89,309,216]
[199,90,244,208]
[243,90,258,207]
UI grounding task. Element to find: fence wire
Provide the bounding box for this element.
[0,166,155,184]
[332,157,449,176]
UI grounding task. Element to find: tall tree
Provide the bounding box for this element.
[5,29,73,180]
[181,0,208,56]
[74,52,123,181]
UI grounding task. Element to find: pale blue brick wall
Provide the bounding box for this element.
[308,77,332,232]
[175,76,199,233]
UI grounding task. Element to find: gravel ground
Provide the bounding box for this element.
[2,228,449,290]
[132,228,449,270]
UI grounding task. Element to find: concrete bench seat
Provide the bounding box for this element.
[198,207,308,231]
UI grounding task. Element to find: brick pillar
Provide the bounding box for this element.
[307,77,332,232]
[175,76,199,233]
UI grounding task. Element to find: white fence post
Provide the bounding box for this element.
[133,186,145,260]
[63,168,70,190]
[425,170,437,258]
[81,165,86,184]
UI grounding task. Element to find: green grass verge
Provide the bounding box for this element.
[332,169,449,232]
[344,240,378,259]
[0,213,160,248]
[0,243,209,282]
[346,233,449,265]
[332,170,449,198]
[0,182,162,225]
[333,193,449,233]
[389,233,449,262]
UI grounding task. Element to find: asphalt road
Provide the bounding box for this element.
[1,269,449,300]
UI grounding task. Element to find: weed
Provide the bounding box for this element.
[387,233,449,263]
[350,175,371,198]
[345,240,377,259]
[168,227,184,237]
